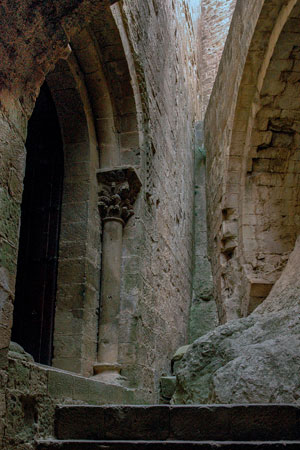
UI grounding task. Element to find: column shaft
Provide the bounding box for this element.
[93,166,141,383]
[97,218,123,364]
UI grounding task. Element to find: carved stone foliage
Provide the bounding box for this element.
[97,166,142,224]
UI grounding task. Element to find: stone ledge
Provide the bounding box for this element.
[8,355,145,405]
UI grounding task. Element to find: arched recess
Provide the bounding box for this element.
[65,5,142,381]
[215,0,300,321]
[0,0,141,386]
[10,53,101,375]
[46,7,142,375]
[241,0,300,314]
[46,55,101,376]
[69,3,140,169]
[7,1,141,377]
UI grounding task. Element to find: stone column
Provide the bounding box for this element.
[93,167,141,383]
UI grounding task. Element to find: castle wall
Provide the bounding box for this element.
[190,0,236,338]
[205,0,300,321]
[190,122,218,342]
[0,1,199,444]
[119,0,198,393]
[198,0,237,119]
[205,0,266,321]
[0,3,108,444]
[174,0,300,405]
[3,349,143,450]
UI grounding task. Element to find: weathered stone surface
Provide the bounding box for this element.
[190,122,218,342]
[6,1,300,448]
[54,404,300,442]
[0,0,199,420]
[173,309,300,404]
[198,0,237,119]
[117,0,198,397]
[56,405,170,441]
[172,237,300,404]
[8,342,34,362]
[36,440,300,449]
[3,356,144,450]
[171,345,191,375]
[160,376,176,403]
[97,167,142,224]
[255,235,300,315]
[205,0,300,322]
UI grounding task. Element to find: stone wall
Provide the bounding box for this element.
[173,0,300,399]
[240,1,300,315]
[189,0,236,338]
[0,3,199,442]
[3,346,143,449]
[205,0,300,322]
[0,1,114,443]
[205,0,266,322]
[176,0,300,405]
[119,0,198,395]
[189,121,217,342]
[198,0,237,118]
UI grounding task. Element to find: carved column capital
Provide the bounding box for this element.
[96,166,141,225]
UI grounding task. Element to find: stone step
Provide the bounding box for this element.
[55,404,300,441]
[37,440,300,449]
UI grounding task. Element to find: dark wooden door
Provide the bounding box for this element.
[12,82,64,365]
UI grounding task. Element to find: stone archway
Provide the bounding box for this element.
[46,56,100,376]
[0,0,115,368]
[3,0,142,379]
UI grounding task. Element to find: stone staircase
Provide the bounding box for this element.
[37,404,300,449]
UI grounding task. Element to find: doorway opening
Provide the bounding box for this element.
[11,82,64,365]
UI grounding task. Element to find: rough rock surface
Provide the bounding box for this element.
[172,237,300,404]
[8,341,34,362]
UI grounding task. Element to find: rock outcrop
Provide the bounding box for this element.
[172,237,300,404]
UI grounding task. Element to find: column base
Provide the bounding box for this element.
[92,362,127,386]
